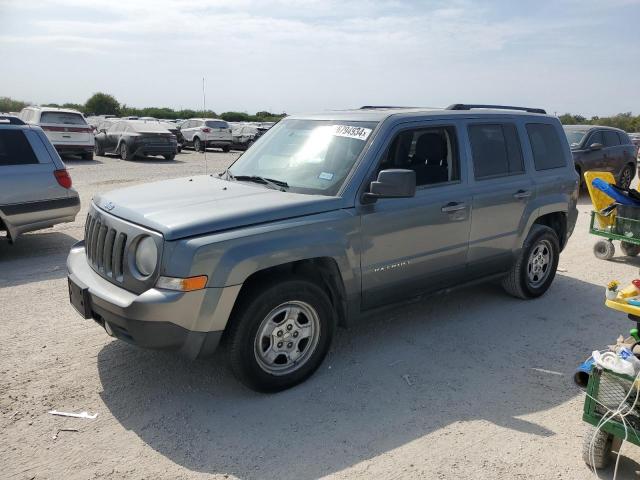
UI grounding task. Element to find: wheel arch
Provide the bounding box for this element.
[533,211,567,250]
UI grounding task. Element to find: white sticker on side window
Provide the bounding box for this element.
[319,172,334,181]
[332,125,372,141]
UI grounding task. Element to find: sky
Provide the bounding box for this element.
[0,0,639,117]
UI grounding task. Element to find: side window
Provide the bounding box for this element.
[377,126,460,187]
[184,120,193,129]
[603,130,620,147]
[618,132,631,145]
[469,123,524,180]
[0,130,39,165]
[588,131,603,146]
[526,123,567,170]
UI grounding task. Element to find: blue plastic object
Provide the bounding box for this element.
[575,356,595,387]
[592,178,640,206]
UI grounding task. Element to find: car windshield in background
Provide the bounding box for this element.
[206,121,229,129]
[228,119,378,196]
[563,129,587,147]
[40,112,86,125]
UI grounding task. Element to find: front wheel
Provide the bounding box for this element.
[618,165,634,190]
[119,142,130,161]
[502,225,560,299]
[594,240,615,260]
[226,278,336,392]
[94,139,104,156]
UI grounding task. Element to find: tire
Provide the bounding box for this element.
[94,140,104,156]
[176,145,182,153]
[226,278,336,392]
[222,145,230,153]
[81,151,93,161]
[163,154,175,161]
[594,240,615,260]
[119,142,130,161]
[620,241,640,257]
[193,137,203,152]
[582,425,618,469]
[617,165,634,190]
[502,225,560,299]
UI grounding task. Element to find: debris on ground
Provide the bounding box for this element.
[48,410,97,419]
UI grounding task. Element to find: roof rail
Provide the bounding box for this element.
[446,104,546,114]
[359,105,418,110]
[0,115,26,125]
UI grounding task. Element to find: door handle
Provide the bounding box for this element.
[513,190,532,199]
[441,202,466,213]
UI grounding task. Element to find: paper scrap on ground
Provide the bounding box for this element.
[48,410,97,419]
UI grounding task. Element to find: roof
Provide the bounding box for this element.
[287,106,551,122]
[26,106,84,115]
[190,117,227,122]
[563,124,626,133]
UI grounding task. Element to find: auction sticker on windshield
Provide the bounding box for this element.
[332,125,372,141]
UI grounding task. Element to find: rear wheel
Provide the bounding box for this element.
[582,425,620,469]
[163,154,175,161]
[81,151,93,161]
[193,137,203,152]
[119,142,130,161]
[618,165,634,190]
[594,240,615,260]
[502,225,560,299]
[620,241,640,257]
[222,145,230,153]
[226,278,335,392]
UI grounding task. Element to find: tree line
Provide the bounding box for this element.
[0,93,286,123]
[2,94,639,131]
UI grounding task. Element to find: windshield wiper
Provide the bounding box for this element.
[233,175,289,191]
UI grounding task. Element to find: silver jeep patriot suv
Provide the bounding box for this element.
[67,104,579,391]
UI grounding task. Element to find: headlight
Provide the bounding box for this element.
[135,236,158,276]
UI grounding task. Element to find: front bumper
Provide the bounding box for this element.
[66,241,241,358]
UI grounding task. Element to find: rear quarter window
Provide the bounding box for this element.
[526,123,566,170]
[0,130,39,165]
[603,130,621,147]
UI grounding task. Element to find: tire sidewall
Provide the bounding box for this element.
[520,227,560,297]
[230,280,335,392]
[120,142,128,160]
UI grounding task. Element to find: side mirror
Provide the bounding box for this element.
[589,142,603,151]
[364,169,416,202]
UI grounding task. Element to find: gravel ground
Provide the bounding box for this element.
[2,149,640,479]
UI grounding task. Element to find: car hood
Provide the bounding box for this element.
[93,175,344,240]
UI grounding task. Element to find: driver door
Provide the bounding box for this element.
[358,122,472,309]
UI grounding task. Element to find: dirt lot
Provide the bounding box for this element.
[2,149,640,479]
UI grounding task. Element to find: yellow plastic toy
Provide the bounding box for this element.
[585,171,617,229]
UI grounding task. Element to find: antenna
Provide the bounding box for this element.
[202,76,207,174]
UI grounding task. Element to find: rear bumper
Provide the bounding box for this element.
[1,195,81,239]
[204,140,232,147]
[132,144,177,156]
[54,144,93,154]
[66,241,241,358]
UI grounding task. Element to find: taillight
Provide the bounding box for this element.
[54,169,72,189]
[201,127,211,133]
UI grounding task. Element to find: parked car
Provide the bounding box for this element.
[0,115,80,242]
[94,120,177,161]
[67,104,578,391]
[231,125,269,150]
[19,106,94,160]
[629,133,640,157]
[155,120,183,153]
[563,125,637,189]
[179,118,232,152]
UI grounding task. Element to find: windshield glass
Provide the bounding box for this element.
[563,129,587,147]
[229,119,378,196]
[206,120,229,129]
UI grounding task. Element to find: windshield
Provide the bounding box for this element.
[206,120,229,129]
[228,119,378,196]
[563,129,587,147]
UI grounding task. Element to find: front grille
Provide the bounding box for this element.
[85,212,127,282]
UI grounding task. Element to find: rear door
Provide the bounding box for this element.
[602,130,623,175]
[0,127,67,230]
[39,111,93,147]
[465,120,535,276]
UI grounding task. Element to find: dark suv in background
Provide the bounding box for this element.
[563,125,637,188]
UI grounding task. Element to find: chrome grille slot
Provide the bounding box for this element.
[84,211,127,284]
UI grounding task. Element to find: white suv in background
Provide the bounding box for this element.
[19,106,94,160]
[180,118,233,152]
